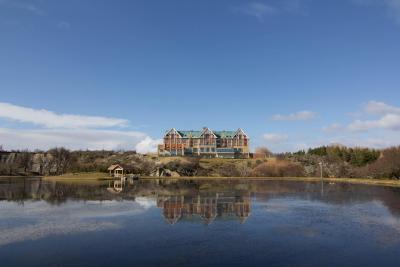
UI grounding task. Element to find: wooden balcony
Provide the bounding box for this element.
[164,144,185,150]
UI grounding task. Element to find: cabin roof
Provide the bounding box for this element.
[107,164,135,171]
[107,164,119,171]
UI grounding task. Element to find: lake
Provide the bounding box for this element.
[0,177,400,267]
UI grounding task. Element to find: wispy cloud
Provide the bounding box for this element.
[364,100,400,115]
[322,101,400,133]
[0,128,161,152]
[314,100,400,153]
[353,0,400,24]
[279,136,399,152]
[326,136,400,149]
[348,114,400,131]
[232,2,278,22]
[283,0,309,15]
[0,128,140,150]
[348,101,400,132]
[263,133,289,143]
[0,0,44,15]
[57,21,71,30]
[231,0,307,22]
[266,101,400,152]
[0,103,161,152]
[322,123,344,133]
[287,135,400,152]
[272,111,317,121]
[0,102,128,129]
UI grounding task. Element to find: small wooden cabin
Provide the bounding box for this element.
[107,164,134,178]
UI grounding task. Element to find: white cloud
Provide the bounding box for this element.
[348,114,400,131]
[0,102,128,129]
[327,136,400,149]
[311,100,400,152]
[0,103,161,153]
[364,100,400,115]
[272,110,317,121]
[263,133,289,143]
[232,2,278,22]
[290,136,400,151]
[263,101,400,152]
[320,101,400,133]
[345,101,400,132]
[0,128,160,152]
[135,136,162,154]
[322,123,343,133]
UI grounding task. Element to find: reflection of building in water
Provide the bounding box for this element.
[157,193,251,225]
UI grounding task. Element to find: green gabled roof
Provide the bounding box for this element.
[214,131,236,138]
[177,130,202,138]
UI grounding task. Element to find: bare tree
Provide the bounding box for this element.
[255,147,273,158]
[5,153,18,175]
[48,147,73,175]
[218,163,240,177]
[236,161,252,177]
[37,153,51,175]
[17,150,32,174]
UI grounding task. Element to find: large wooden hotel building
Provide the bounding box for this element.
[158,127,250,158]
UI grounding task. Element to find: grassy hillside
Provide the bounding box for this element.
[1,145,400,180]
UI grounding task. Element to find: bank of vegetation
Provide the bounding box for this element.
[0,145,399,180]
[284,145,400,179]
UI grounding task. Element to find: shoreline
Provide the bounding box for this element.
[2,173,399,188]
[139,176,400,187]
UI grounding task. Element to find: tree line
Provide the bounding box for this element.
[293,146,381,167]
[284,145,400,179]
[0,148,73,176]
[0,148,154,176]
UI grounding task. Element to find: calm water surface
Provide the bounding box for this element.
[0,178,400,266]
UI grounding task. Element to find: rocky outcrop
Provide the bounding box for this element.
[150,167,181,177]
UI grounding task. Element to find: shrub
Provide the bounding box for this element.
[358,147,400,179]
[252,160,304,177]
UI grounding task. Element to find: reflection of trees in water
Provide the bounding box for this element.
[253,181,400,216]
[0,178,120,204]
[1,178,400,217]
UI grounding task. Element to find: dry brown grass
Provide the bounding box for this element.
[43,172,109,181]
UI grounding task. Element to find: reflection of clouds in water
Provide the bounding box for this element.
[0,220,119,247]
[262,198,329,238]
[75,200,151,218]
[0,200,150,247]
[264,198,400,245]
[264,198,328,213]
[135,197,156,209]
[349,201,400,246]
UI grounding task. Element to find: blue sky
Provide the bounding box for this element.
[1,0,400,152]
